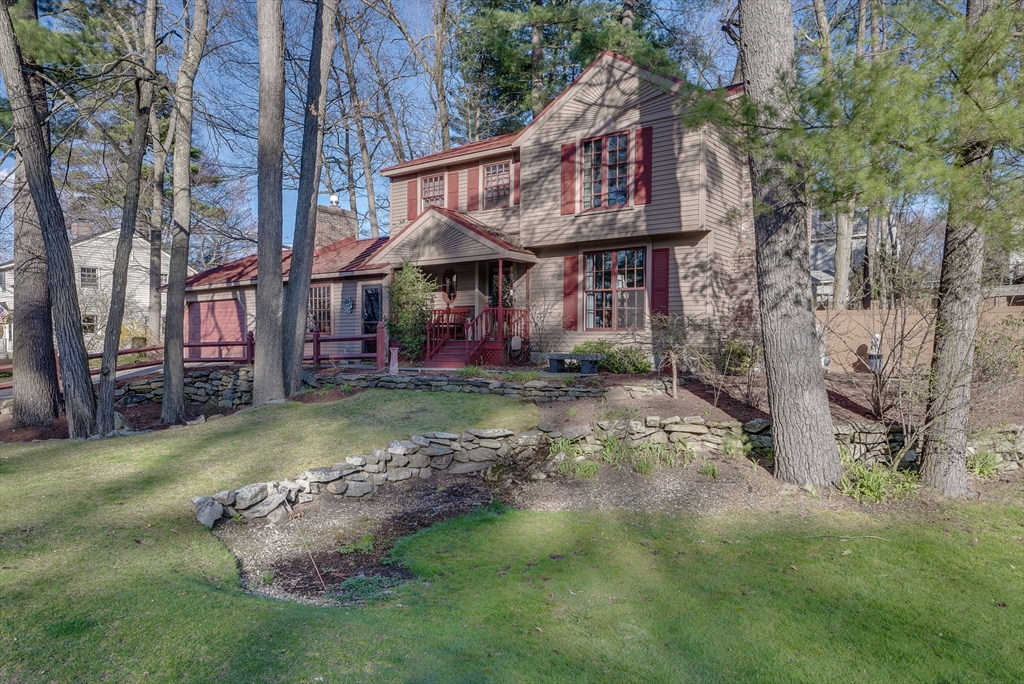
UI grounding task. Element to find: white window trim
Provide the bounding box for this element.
[481,159,514,212]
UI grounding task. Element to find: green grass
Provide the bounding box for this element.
[2,390,1024,682]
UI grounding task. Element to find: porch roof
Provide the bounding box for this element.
[370,207,537,267]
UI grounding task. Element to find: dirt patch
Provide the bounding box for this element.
[0,401,232,443]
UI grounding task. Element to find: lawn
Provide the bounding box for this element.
[1,390,1022,683]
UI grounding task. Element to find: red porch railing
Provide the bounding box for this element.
[461,306,529,366]
[0,322,387,391]
[426,308,470,359]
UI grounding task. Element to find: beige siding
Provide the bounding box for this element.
[526,234,709,353]
[703,126,747,322]
[421,263,481,317]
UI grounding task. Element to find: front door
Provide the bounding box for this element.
[362,285,382,355]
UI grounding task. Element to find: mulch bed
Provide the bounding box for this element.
[268,481,493,599]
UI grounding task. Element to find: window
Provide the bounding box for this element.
[81,314,98,334]
[307,285,331,333]
[584,248,645,329]
[80,266,98,288]
[421,175,444,209]
[483,162,511,209]
[581,132,629,210]
[160,273,168,286]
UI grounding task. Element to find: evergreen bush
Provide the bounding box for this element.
[385,262,437,362]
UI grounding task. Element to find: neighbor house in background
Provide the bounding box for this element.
[183,51,753,367]
[0,226,180,356]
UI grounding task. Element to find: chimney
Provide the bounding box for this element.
[315,204,358,250]
[69,220,94,241]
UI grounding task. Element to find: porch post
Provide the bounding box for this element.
[497,258,504,343]
[525,264,531,341]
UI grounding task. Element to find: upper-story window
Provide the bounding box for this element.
[484,162,511,210]
[421,175,444,209]
[584,248,645,330]
[582,132,629,210]
[80,266,99,288]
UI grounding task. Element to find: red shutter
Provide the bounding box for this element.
[467,166,480,211]
[560,143,576,215]
[513,158,521,205]
[447,171,459,210]
[406,179,417,221]
[651,247,670,316]
[562,255,579,330]
[634,126,653,205]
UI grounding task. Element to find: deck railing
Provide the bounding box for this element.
[426,308,469,360]
[462,306,529,365]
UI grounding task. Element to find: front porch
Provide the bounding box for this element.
[371,206,537,369]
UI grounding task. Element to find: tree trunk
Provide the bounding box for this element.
[148,104,176,344]
[833,204,853,310]
[252,0,286,405]
[162,0,209,424]
[856,0,868,58]
[96,0,156,435]
[11,155,59,428]
[9,0,58,428]
[738,0,841,487]
[432,0,451,149]
[921,0,993,497]
[282,0,339,396]
[339,15,378,238]
[531,0,544,118]
[621,0,635,29]
[0,1,95,438]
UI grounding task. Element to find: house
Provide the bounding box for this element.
[0,227,179,355]
[184,51,753,367]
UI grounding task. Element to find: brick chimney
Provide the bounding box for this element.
[69,220,94,241]
[315,202,358,249]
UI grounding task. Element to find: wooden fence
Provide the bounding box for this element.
[0,322,386,392]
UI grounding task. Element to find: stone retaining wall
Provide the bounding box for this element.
[327,372,605,401]
[193,415,1024,528]
[115,367,253,409]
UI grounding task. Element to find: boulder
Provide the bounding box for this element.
[682,416,706,425]
[422,445,454,457]
[113,411,133,432]
[510,430,542,447]
[345,456,366,467]
[387,468,413,481]
[664,423,708,435]
[419,467,433,480]
[425,431,460,440]
[344,481,374,497]
[240,491,287,518]
[466,447,498,462]
[194,497,223,529]
[660,416,681,426]
[411,435,431,447]
[467,428,515,439]
[645,416,661,427]
[743,418,772,434]
[449,461,492,474]
[477,439,503,449]
[407,453,431,468]
[537,423,559,433]
[326,481,348,495]
[388,440,420,455]
[372,448,391,462]
[212,490,236,506]
[561,425,592,441]
[391,453,410,467]
[431,454,453,469]
[266,507,289,525]
[300,467,342,483]
[234,482,269,509]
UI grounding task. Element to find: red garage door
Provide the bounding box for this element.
[187,300,246,359]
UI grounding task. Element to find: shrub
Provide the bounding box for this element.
[839,455,920,503]
[385,261,437,362]
[570,339,652,374]
[722,430,752,460]
[720,338,755,375]
[966,450,1000,478]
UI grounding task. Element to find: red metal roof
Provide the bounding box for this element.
[185,236,389,288]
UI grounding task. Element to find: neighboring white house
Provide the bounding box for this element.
[0,228,181,356]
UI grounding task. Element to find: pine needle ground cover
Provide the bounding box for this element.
[1,391,1022,683]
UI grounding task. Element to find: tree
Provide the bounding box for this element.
[386,262,437,362]
[736,0,841,487]
[96,0,156,435]
[0,0,95,437]
[252,0,286,405]
[8,0,59,428]
[162,0,209,424]
[282,0,338,396]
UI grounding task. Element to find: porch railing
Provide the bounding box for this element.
[463,306,529,365]
[426,308,469,360]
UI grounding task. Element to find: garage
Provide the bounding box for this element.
[186,299,246,359]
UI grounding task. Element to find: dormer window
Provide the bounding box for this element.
[421,175,444,209]
[484,162,511,210]
[582,132,629,210]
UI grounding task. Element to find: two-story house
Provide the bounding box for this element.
[183,51,752,367]
[0,227,179,355]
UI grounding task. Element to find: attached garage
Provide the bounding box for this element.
[187,299,246,359]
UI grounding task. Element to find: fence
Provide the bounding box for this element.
[0,322,386,391]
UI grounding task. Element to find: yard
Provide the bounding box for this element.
[1,389,1022,683]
